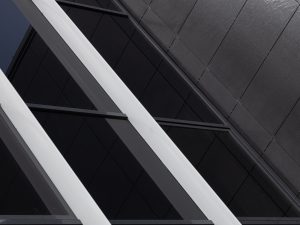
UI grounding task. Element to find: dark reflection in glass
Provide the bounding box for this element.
[7,30,96,110]
[0,108,72,216]
[5,0,300,221]
[0,1,96,111]
[2,2,188,220]
[161,125,298,217]
[0,0,29,72]
[34,111,182,220]
[0,138,49,215]
[63,6,221,123]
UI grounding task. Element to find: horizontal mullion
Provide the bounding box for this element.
[238,217,300,225]
[27,103,230,131]
[154,117,230,131]
[56,0,128,18]
[27,103,127,120]
[0,216,81,225]
[110,220,213,225]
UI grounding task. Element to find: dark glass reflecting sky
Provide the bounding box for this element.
[0,0,29,72]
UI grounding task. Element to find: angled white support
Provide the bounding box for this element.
[11,0,242,225]
[0,70,110,225]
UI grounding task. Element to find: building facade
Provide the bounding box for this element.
[0,1,299,225]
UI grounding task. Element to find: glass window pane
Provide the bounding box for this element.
[2,1,205,221]
[63,5,222,124]
[8,30,96,110]
[0,0,118,112]
[0,138,48,215]
[34,111,183,220]
[0,108,71,216]
[162,125,298,217]
[0,0,119,112]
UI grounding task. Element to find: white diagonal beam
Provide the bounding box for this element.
[0,70,110,225]
[12,0,242,225]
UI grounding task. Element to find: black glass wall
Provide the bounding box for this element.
[4,21,189,222]
[1,0,208,223]
[0,104,79,225]
[162,125,293,217]
[56,0,300,220]
[2,0,300,225]
[0,2,82,224]
[0,110,58,215]
[59,0,221,124]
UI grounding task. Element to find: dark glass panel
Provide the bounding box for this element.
[63,6,221,123]
[34,111,182,220]
[9,31,96,110]
[162,125,293,217]
[4,1,201,220]
[0,110,71,216]
[0,1,97,111]
[0,139,49,215]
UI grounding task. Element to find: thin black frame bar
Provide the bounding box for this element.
[56,0,128,17]
[0,215,81,225]
[110,218,300,225]
[238,217,300,225]
[26,103,229,131]
[155,117,229,131]
[27,103,127,120]
[110,220,213,225]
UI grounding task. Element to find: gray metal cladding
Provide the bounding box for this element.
[121,0,300,199]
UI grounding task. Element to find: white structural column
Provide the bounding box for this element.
[0,70,111,225]
[24,1,242,225]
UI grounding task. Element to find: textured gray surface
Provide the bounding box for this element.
[119,0,300,197]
